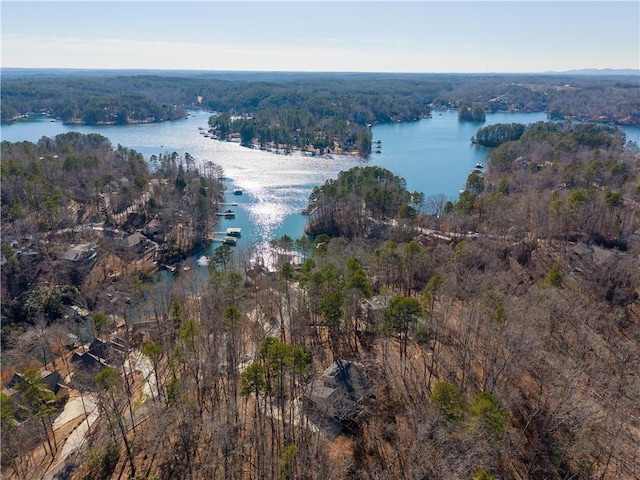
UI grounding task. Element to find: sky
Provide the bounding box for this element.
[1,1,638,73]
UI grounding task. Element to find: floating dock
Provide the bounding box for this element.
[222,236,237,245]
[216,210,236,217]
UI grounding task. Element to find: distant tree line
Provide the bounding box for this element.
[0,77,186,124]
[432,74,640,125]
[2,72,638,135]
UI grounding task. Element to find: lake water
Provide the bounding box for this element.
[3,110,638,267]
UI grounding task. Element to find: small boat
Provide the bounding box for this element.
[475,163,484,169]
[233,189,243,195]
[375,149,381,154]
[196,256,210,267]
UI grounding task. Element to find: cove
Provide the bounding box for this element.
[368,111,551,199]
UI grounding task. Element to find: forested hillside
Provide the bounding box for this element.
[2,121,639,479]
[1,134,224,347]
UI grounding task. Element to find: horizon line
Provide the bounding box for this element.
[3,67,639,75]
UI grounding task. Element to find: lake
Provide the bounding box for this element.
[3,110,638,267]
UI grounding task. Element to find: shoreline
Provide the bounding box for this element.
[4,107,638,130]
[201,130,369,159]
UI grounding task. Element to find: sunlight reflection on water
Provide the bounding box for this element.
[209,146,361,244]
[1,110,363,252]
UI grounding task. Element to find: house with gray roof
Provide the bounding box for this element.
[70,337,127,375]
[61,243,97,263]
[118,232,146,249]
[304,360,372,425]
[4,370,70,400]
[362,295,392,330]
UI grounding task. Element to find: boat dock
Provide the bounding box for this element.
[213,228,241,236]
[160,264,177,273]
[216,209,236,217]
[210,228,241,246]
